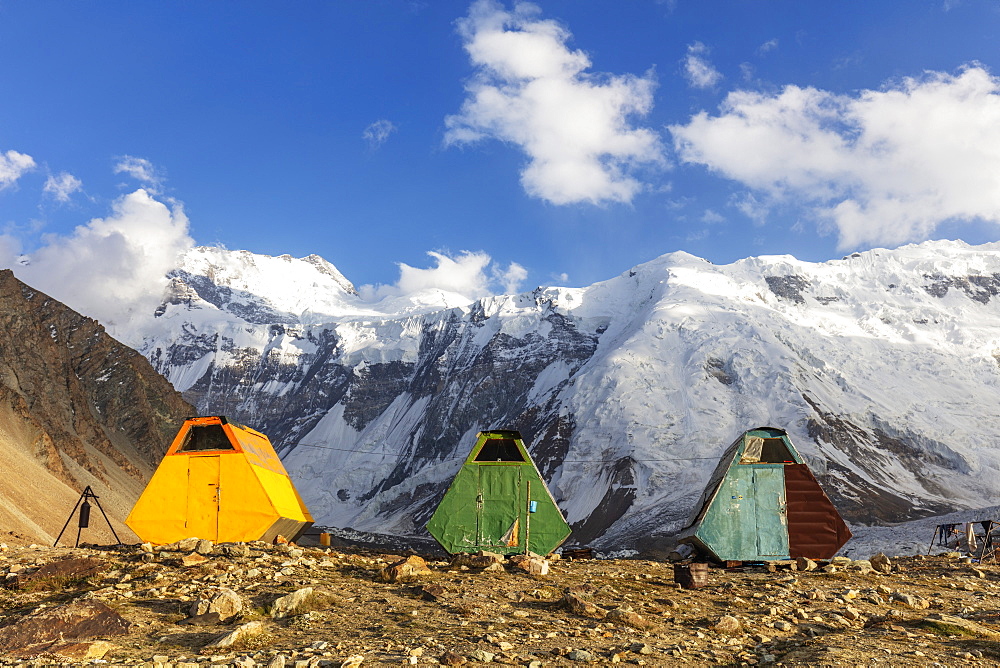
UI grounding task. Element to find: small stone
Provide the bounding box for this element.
[267,655,287,668]
[794,557,817,572]
[713,614,741,634]
[891,592,929,609]
[181,552,210,567]
[773,620,794,631]
[469,649,495,662]
[566,649,597,662]
[340,655,365,668]
[870,553,892,574]
[629,642,653,655]
[440,650,467,665]
[850,560,874,575]
[561,592,606,619]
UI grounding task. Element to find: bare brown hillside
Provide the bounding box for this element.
[0,269,194,544]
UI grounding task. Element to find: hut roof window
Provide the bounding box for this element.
[474,438,525,462]
[178,424,236,452]
[740,436,794,464]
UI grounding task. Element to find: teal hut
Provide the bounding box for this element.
[678,427,851,562]
[426,430,571,555]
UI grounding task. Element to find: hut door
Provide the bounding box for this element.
[186,455,220,542]
[477,466,522,548]
[753,467,789,557]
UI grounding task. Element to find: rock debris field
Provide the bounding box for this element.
[0,539,999,666]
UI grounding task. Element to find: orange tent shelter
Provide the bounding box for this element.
[126,416,313,544]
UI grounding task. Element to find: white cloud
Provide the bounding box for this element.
[757,39,779,56]
[493,260,527,293]
[1,189,193,331]
[701,209,725,224]
[363,119,398,149]
[359,250,527,302]
[445,0,665,206]
[114,156,164,193]
[683,42,722,89]
[670,65,1000,249]
[43,172,83,202]
[0,150,36,189]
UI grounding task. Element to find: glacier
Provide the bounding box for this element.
[115,240,1000,550]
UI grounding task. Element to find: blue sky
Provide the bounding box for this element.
[1,0,1000,313]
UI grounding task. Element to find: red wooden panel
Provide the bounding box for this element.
[784,464,852,559]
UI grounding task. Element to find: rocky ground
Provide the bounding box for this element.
[0,539,998,667]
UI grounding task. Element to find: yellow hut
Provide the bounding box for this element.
[126,416,313,544]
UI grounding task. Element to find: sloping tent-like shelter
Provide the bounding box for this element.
[126,416,313,544]
[427,430,571,555]
[678,426,851,562]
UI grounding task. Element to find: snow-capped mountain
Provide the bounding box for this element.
[118,240,1000,549]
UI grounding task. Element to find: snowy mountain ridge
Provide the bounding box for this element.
[119,239,1000,549]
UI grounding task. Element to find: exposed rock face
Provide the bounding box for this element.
[119,241,1000,549]
[0,270,193,544]
[0,599,131,654]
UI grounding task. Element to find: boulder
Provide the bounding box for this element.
[205,620,266,648]
[271,587,314,618]
[181,552,210,567]
[13,557,107,590]
[606,607,653,630]
[190,587,243,623]
[451,551,504,569]
[921,613,1000,638]
[0,600,131,653]
[508,554,550,576]
[382,555,433,582]
[560,592,606,619]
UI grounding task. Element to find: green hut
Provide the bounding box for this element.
[678,427,852,562]
[427,430,571,555]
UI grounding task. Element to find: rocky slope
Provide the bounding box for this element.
[0,540,997,666]
[0,269,194,544]
[119,240,1000,549]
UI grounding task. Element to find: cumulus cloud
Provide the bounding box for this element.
[360,250,527,302]
[445,0,664,206]
[683,42,722,89]
[43,172,83,202]
[114,156,164,193]
[0,150,36,189]
[670,65,1000,249]
[493,260,527,293]
[363,119,398,149]
[0,189,193,332]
